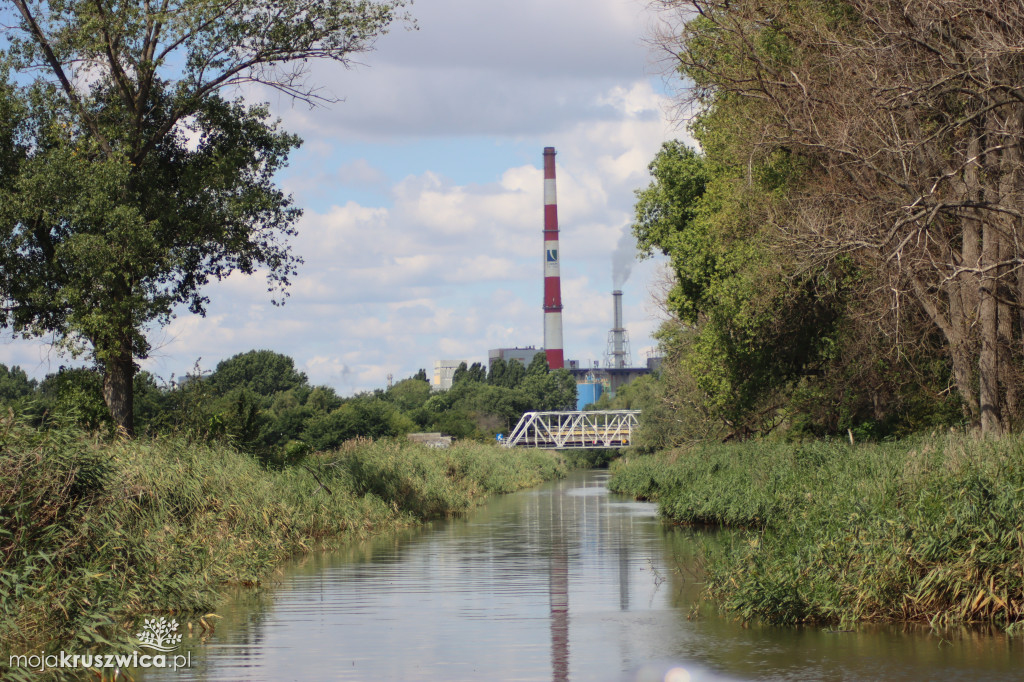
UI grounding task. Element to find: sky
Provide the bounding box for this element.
[0,0,694,395]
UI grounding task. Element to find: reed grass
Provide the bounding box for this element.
[609,434,1024,631]
[0,416,564,679]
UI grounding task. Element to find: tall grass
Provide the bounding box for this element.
[0,416,564,678]
[328,437,566,517]
[609,434,1024,631]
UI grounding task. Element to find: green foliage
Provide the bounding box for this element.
[460,362,486,384]
[637,2,984,437]
[610,434,1024,630]
[487,357,508,386]
[38,367,111,431]
[385,376,432,412]
[559,448,619,469]
[505,358,527,387]
[632,137,852,436]
[306,385,343,413]
[301,396,412,452]
[451,361,469,385]
[382,357,577,441]
[0,81,304,432]
[634,141,713,324]
[485,358,527,389]
[208,350,309,398]
[521,368,578,411]
[0,363,35,403]
[633,120,957,438]
[526,352,549,376]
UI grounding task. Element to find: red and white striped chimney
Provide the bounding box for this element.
[542,147,564,370]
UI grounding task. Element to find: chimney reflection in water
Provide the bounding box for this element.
[548,488,569,682]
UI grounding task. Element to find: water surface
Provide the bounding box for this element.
[138,469,1022,681]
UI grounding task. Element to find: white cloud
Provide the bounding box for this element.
[2,0,681,395]
[0,337,68,377]
[258,0,660,141]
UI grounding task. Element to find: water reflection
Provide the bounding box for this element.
[136,470,1023,681]
[549,487,570,682]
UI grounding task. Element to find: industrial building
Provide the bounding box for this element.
[569,359,661,409]
[432,359,462,391]
[488,347,544,369]
[487,347,584,370]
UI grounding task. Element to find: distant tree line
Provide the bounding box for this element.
[0,349,576,464]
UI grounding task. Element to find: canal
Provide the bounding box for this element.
[138,469,1022,681]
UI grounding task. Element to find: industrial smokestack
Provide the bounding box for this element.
[612,290,625,368]
[607,289,631,369]
[543,147,564,370]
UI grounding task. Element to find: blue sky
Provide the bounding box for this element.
[0,0,694,394]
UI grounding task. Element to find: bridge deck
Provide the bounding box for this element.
[503,410,640,449]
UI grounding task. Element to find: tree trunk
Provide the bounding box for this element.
[998,109,1023,429]
[911,273,978,423]
[947,321,980,424]
[979,220,1002,436]
[102,334,135,436]
[998,229,1015,430]
[952,135,983,426]
[962,136,982,315]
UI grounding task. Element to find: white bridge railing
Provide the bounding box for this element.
[503,410,640,449]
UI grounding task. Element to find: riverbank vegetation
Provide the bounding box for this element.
[610,435,1024,631]
[599,0,1024,634]
[0,414,564,677]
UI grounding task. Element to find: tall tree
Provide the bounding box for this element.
[634,139,851,436]
[487,357,507,387]
[526,352,549,377]
[451,362,469,386]
[208,350,309,398]
[0,0,409,434]
[504,357,526,388]
[656,0,1024,435]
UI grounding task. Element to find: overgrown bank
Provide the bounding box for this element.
[609,435,1024,632]
[1,416,564,675]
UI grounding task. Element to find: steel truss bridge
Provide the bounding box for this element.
[503,410,640,449]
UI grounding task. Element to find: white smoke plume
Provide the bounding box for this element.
[612,227,636,288]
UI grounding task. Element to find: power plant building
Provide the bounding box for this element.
[432,359,463,391]
[576,380,604,410]
[570,291,662,407]
[488,347,544,369]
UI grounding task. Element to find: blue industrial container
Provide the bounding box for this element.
[576,382,603,410]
